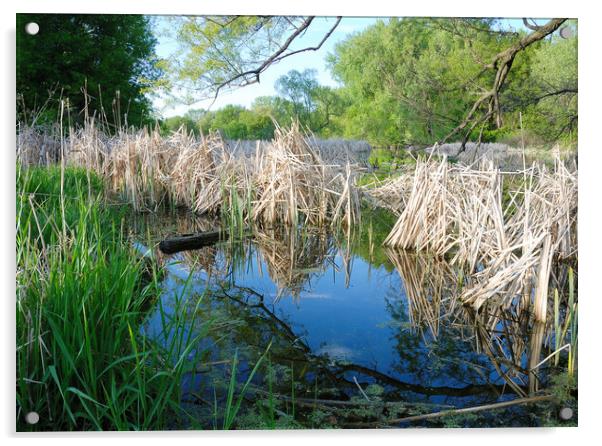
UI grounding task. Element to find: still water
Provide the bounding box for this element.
[135,211,561,428]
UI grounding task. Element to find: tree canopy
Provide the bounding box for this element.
[17,14,161,127]
[163,17,576,148]
[328,18,575,147]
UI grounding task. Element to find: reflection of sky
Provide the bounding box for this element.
[142,239,525,407]
[152,16,538,117]
[232,249,401,372]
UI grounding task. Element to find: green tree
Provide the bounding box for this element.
[274,69,347,135]
[161,113,202,136]
[521,23,578,145]
[17,14,161,127]
[197,105,275,140]
[329,18,511,145]
[328,18,573,147]
[275,69,320,126]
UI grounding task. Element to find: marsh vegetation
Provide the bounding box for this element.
[16,119,577,430]
[16,14,577,431]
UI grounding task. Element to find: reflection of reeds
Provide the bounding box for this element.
[384,246,552,397]
[385,249,458,338]
[252,227,334,300]
[389,247,569,397]
[461,303,572,397]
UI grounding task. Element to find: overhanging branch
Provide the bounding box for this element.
[439,18,567,150]
[210,16,342,103]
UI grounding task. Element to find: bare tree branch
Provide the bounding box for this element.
[209,17,342,104]
[439,18,567,151]
[271,17,342,64]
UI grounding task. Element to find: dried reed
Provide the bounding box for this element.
[17,120,361,228]
[378,155,577,321]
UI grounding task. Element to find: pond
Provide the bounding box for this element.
[133,208,569,429]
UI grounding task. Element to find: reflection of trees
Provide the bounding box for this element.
[208,285,520,401]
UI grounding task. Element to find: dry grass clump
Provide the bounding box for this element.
[461,161,577,320]
[306,137,372,166]
[17,121,360,227]
[250,122,360,227]
[382,158,510,271]
[17,122,62,165]
[381,156,577,320]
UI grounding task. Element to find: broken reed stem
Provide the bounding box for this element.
[533,234,553,322]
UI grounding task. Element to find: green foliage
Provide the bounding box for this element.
[17,165,110,245]
[161,18,576,147]
[161,105,276,140]
[208,105,272,139]
[329,18,507,145]
[161,114,201,136]
[275,69,320,124]
[522,25,578,146]
[328,18,577,147]
[16,165,207,430]
[17,14,161,127]
[367,147,417,171]
[272,69,347,135]
[162,70,348,140]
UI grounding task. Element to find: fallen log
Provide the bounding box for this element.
[159,230,228,254]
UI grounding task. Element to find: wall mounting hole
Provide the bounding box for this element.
[559,407,573,420]
[25,22,39,36]
[25,411,40,424]
[559,27,574,39]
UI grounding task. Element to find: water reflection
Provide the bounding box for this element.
[135,210,565,426]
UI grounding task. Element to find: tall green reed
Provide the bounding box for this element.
[16,164,209,430]
[222,341,272,429]
[552,267,577,376]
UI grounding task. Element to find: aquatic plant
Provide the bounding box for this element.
[380,156,577,321]
[16,165,211,430]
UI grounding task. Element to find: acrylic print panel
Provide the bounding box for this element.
[16,13,578,431]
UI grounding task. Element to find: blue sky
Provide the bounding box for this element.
[153,17,380,117]
[153,17,533,118]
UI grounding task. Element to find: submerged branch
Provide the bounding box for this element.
[343,394,555,427]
